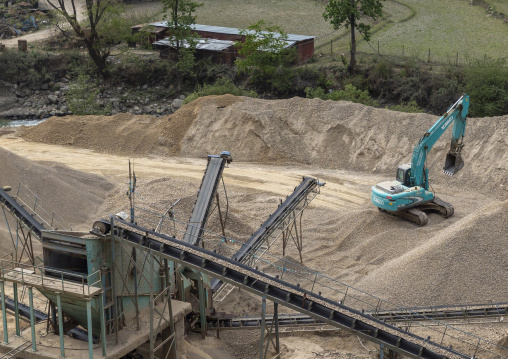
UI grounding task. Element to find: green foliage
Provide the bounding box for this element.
[161,0,203,88]
[162,0,202,43]
[323,0,384,41]
[110,54,177,87]
[305,84,378,106]
[0,50,53,84]
[66,52,97,79]
[193,58,232,86]
[464,57,508,117]
[183,78,258,104]
[235,20,295,73]
[323,0,384,73]
[296,67,334,92]
[91,3,132,47]
[371,59,393,80]
[67,74,111,115]
[235,20,298,96]
[45,0,123,77]
[387,101,424,113]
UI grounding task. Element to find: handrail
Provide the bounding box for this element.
[0,259,102,297]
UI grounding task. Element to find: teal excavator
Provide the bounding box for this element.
[371,95,470,226]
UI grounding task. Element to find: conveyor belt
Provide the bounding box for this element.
[99,218,474,359]
[0,187,45,239]
[374,304,508,322]
[211,177,320,291]
[232,177,318,263]
[183,156,226,246]
[204,302,508,330]
[4,295,47,322]
[205,314,323,330]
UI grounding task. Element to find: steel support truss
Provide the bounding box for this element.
[1,206,35,265]
[259,296,280,359]
[113,231,178,359]
[241,178,321,268]
[101,217,481,359]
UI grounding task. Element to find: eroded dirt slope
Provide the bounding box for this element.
[21,95,508,196]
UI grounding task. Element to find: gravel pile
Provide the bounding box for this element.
[6,95,508,354]
[0,147,115,233]
[20,95,508,195]
[355,199,508,307]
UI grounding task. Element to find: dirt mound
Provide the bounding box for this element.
[20,95,244,157]
[20,95,508,195]
[0,147,115,232]
[353,199,508,306]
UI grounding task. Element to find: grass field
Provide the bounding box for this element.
[194,0,334,37]
[485,0,508,15]
[354,0,508,64]
[128,0,508,65]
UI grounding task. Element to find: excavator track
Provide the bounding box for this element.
[379,207,428,226]
[419,197,454,218]
[379,197,453,226]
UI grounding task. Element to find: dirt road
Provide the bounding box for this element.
[2,0,86,48]
[0,135,372,212]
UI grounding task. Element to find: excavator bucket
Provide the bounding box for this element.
[443,151,464,176]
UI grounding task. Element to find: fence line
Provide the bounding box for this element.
[314,38,496,67]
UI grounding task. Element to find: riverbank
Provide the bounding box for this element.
[0,79,185,120]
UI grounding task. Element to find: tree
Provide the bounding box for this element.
[47,0,127,77]
[161,0,202,91]
[323,0,384,74]
[235,20,297,95]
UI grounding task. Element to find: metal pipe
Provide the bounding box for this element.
[28,287,36,351]
[133,247,140,331]
[57,293,65,357]
[99,294,107,356]
[164,259,177,358]
[274,302,280,357]
[13,282,19,336]
[259,296,266,359]
[110,217,119,343]
[1,281,8,344]
[198,277,206,339]
[150,253,155,359]
[86,299,93,359]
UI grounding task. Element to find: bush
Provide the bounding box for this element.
[67,74,111,115]
[464,58,508,117]
[194,57,233,87]
[0,50,54,84]
[388,101,424,113]
[184,78,258,104]
[305,84,378,106]
[108,54,177,87]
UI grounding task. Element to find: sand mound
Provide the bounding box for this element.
[0,147,115,232]
[13,95,508,308]
[21,95,508,195]
[354,200,508,306]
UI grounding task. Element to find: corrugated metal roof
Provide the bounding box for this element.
[153,38,235,51]
[131,24,167,33]
[149,22,314,41]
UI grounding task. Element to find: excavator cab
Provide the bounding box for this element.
[396,163,411,186]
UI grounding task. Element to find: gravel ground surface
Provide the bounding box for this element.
[1,95,508,358]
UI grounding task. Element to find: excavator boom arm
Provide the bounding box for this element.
[410,95,469,188]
